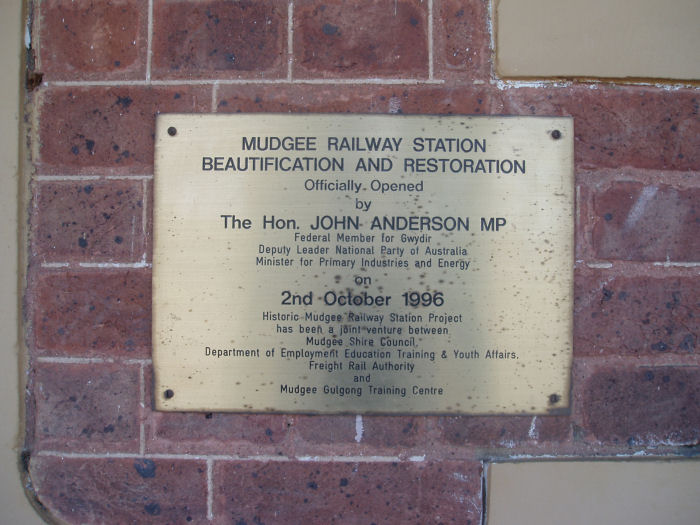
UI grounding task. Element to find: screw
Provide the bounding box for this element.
[551,129,561,140]
[167,126,177,136]
[164,389,174,399]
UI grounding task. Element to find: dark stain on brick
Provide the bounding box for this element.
[651,341,669,351]
[601,287,614,302]
[115,95,133,109]
[307,480,318,490]
[78,236,88,248]
[144,502,161,516]
[134,458,157,478]
[679,334,695,351]
[83,184,93,194]
[322,23,339,36]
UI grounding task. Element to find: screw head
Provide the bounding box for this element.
[551,129,562,140]
[167,126,177,136]
[164,389,174,399]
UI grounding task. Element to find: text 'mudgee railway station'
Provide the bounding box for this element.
[153,114,574,414]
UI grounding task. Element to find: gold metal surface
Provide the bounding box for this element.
[153,114,573,414]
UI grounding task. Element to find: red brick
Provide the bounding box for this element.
[151,0,287,80]
[439,415,571,448]
[361,416,430,449]
[32,270,151,357]
[216,83,498,114]
[502,86,700,171]
[39,0,148,81]
[294,415,428,450]
[33,180,145,263]
[33,362,140,452]
[148,412,290,455]
[575,273,699,355]
[37,86,211,175]
[294,415,357,444]
[580,364,700,446]
[434,0,490,80]
[591,182,699,261]
[213,460,482,524]
[294,0,429,79]
[30,456,207,523]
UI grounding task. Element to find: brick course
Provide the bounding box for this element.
[23,0,700,522]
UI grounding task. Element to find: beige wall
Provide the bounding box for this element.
[497,0,700,79]
[488,461,700,525]
[0,0,43,525]
[0,1,45,523]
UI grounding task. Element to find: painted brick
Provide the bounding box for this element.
[151,0,287,80]
[213,460,482,524]
[32,270,151,357]
[591,182,699,261]
[37,86,211,175]
[30,456,207,524]
[148,412,290,455]
[33,362,140,453]
[580,364,700,446]
[575,273,699,355]
[216,83,498,114]
[294,0,429,78]
[33,180,145,263]
[439,415,571,448]
[39,0,148,81]
[434,0,490,80]
[502,86,700,171]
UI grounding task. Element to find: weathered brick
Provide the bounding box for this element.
[30,456,207,523]
[294,415,357,444]
[439,415,571,448]
[32,270,151,357]
[37,86,211,175]
[213,460,482,524]
[361,416,430,449]
[294,0,429,78]
[294,415,428,450]
[148,412,290,455]
[575,273,699,355]
[151,0,287,79]
[580,364,700,446]
[434,0,490,80]
[591,182,699,261]
[39,0,148,81]
[216,83,498,114]
[33,180,145,263]
[502,86,700,171]
[33,362,140,452]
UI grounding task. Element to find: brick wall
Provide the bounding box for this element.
[23,1,698,523]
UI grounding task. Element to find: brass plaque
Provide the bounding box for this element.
[153,114,573,414]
